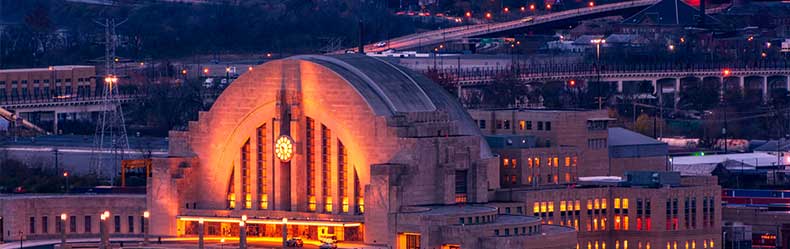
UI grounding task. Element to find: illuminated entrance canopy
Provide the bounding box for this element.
[275,135,294,162]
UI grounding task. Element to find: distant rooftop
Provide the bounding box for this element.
[0,65,95,74]
[608,127,665,147]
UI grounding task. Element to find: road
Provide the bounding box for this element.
[349,0,658,53]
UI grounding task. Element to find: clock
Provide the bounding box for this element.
[275,135,295,162]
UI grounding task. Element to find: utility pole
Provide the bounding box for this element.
[91,18,130,183]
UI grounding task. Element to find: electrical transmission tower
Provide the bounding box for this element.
[91,18,130,184]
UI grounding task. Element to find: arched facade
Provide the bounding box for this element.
[148,54,576,248]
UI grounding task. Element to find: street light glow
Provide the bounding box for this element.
[465,11,472,18]
[530,4,536,10]
[589,1,595,7]
[722,69,731,76]
[143,211,150,218]
[485,12,492,19]
[590,39,606,44]
[61,213,67,221]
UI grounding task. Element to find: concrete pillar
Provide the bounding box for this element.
[616,81,623,93]
[719,77,725,103]
[762,76,769,103]
[198,219,204,249]
[786,75,790,91]
[674,78,680,110]
[739,76,745,95]
[239,221,247,249]
[53,111,58,134]
[651,79,657,94]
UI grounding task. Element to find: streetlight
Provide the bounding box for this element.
[198,218,204,249]
[281,218,288,248]
[63,171,69,193]
[520,6,526,12]
[60,213,68,248]
[590,38,606,61]
[239,221,246,249]
[546,3,552,10]
[530,4,536,11]
[668,44,675,51]
[589,1,595,7]
[143,211,150,245]
[485,12,492,19]
[503,7,510,13]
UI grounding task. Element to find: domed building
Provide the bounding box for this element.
[147,54,577,248]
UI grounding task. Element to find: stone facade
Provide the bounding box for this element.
[147,54,577,248]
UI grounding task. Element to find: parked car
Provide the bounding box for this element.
[319,242,338,249]
[285,237,304,247]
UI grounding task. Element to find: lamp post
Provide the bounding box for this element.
[63,171,69,193]
[143,211,150,246]
[99,213,106,249]
[60,213,68,249]
[282,218,288,249]
[239,221,246,249]
[198,218,204,249]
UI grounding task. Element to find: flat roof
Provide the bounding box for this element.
[0,193,144,200]
[672,152,780,166]
[0,65,95,74]
[608,127,666,147]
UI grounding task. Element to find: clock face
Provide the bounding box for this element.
[275,135,294,162]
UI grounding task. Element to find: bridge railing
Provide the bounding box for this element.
[428,61,790,82]
[0,93,142,106]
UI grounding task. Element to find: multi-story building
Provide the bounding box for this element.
[469,108,613,178]
[0,65,97,103]
[471,108,720,249]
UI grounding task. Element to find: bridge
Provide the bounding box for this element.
[357,0,659,53]
[0,95,143,133]
[424,62,790,109]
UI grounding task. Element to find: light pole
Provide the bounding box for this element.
[282,218,288,249]
[143,211,150,246]
[60,213,68,249]
[239,221,246,249]
[198,218,204,249]
[99,214,106,249]
[63,171,69,193]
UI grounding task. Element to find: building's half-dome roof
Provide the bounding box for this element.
[295,54,483,138]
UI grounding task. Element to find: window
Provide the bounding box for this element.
[546,121,552,131]
[114,215,121,233]
[538,121,544,130]
[42,216,48,233]
[526,121,532,130]
[455,170,469,203]
[321,125,332,212]
[338,141,348,213]
[30,217,35,234]
[504,120,511,130]
[56,217,63,233]
[70,216,76,233]
[479,120,487,129]
[519,120,526,130]
[257,124,268,210]
[128,216,135,233]
[85,216,92,233]
[241,139,251,209]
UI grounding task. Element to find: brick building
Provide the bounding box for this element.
[470,108,721,249]
[0,65,97,103]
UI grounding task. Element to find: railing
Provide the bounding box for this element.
[424,61,790,83]
[0,94,143,106]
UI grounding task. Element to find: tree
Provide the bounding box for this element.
[480,71,528,108]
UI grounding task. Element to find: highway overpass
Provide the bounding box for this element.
[352,0,660,53]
